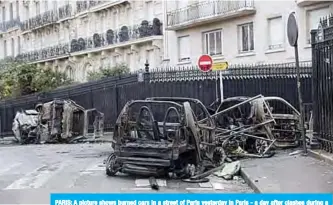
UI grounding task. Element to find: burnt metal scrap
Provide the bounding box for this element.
[208,95,301,159]
[105,95,302,180]
[12,98,104,144]
[12,109,39,144]
[106,98,216,178]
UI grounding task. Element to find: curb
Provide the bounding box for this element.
[239,168,261,193]
[308,149,333,166]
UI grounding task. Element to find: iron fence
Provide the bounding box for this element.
[311,14,333,153]
[0,62,312,138]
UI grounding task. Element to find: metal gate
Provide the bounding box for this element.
[311,15,333,153]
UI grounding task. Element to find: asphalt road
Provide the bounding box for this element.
[0,143,252,204]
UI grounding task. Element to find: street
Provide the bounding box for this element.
[0,143,252,204]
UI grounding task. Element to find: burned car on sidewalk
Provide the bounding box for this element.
[105,97,218,178]
[209,95,301,156]
[12,98,104,144]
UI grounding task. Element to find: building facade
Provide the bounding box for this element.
[163,0,333,66]
[0,0,332,82]
[0,0,164,82]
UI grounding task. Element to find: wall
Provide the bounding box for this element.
[163,0,333,66]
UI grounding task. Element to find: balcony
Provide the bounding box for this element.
[0,18,21,33]
[75,0,129,15]
[15,18,163,62]
[15,43,70,62]
[296,0,329,7]
[21,4,72,32]
[166,0,256,31]
[70,18,163,54]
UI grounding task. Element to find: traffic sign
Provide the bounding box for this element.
[198,55,213,72]
[212,62,229,71]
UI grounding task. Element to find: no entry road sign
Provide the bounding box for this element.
[198,55,213,72]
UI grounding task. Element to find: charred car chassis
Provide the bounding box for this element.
[105,95,302,178]
[12,98,104,144]
[106,98,216,177]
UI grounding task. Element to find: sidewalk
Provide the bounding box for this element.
[240,149,333,193]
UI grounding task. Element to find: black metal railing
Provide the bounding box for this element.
[0,18,21,32]
[20,4,72,32]
[76,0,104,13]
[14,18,162,62]
[150,62,312,82]
[0,61,313,137]
[70,19,163,52]
[311,13,333,153]
[167,0,255,27]
[16,43,70,62]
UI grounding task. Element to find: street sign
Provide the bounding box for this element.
[212,62,229,71]
[198,55,213,72]
[287,12,298,47]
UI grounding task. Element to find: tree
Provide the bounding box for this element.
[87,63,130,81]
[0,59,72,99]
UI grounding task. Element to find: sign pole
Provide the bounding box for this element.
[287,12,307,155]
[219,71,224,102]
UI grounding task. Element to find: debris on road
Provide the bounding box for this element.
[12,98,104,144]
[213,161,241,180]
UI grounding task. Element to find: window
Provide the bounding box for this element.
[2,7,6,21]
[238,22,254,53]
[203,30,223,56]
[4,40,7,57]
[52,1,57,10]
[44,1,48,12]
[178,35,190,62]
[16,1,19,19]
[145,1,153,20]
[17,36,21,54]
[267,16,283,50]
[113,12,118,28]
[306,7,330,44]
[35,2,40,15]
[25,5,29,20]
[177,0,188,9]
[11,38,14,56]
[10,3,13,21]
[66,66,74,79]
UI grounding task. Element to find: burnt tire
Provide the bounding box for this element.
[105,153,118,177]
[212,147,226,166]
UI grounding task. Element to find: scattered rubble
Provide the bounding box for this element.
[12,98,104,144]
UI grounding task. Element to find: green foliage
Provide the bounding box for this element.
[0,59,72,99]
[87,63,130,81]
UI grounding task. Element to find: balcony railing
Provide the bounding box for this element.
[0,18,21,32]
[15,18,163,62]
[70,18,162,52]
[16,43,70,62]
[21,4,72,32]
[167,0,255,29]
[76,0,104,13]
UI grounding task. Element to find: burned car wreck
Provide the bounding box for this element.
[12,109,39,144]
[12,98,104,144]
[209,95,301,157]
[105,95,302,179]
[105,98,217,178]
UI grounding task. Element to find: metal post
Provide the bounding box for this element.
[287,12,307,155]
[295,44,307,155]
[219,71,224,102]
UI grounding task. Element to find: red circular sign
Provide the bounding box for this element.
[198,55,213,72]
